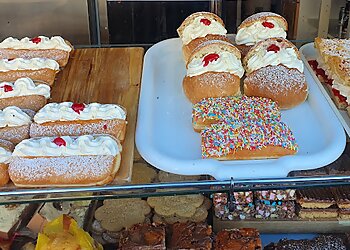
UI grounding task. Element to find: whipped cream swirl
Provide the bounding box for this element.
[0,58,59,72]
[0,36,72,52]
[182,16,227,45]
[246,47,303,74]
[34,102,126,124]
[13,135,121,157]
[0,106,31,128]
[0,78,50,99]
[0,147,11,163]
[187,51,244,77]
[235,20,286,46]
[333,80,350,103]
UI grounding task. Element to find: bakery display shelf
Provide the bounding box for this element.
[1,175,350,205]
[213,216,350,234]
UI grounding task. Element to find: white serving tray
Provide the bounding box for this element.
[136,38,346,180]
[300,42,350,137]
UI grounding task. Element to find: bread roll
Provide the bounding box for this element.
[183,40,244,104]
[244,65,308,109]
[9,135,122,187]
[0,106,34,145]
[0,139,13,186]
[235,12,287,46]
[0,77,50,111]
[0,36,73,67]
[30,102,127,141]
[0,58,59,86]
[201,120,298,160]
[192,96,280,132]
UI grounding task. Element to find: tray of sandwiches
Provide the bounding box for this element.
[136,11,346,180]
[300,38,350,137]
[0,35,143,190]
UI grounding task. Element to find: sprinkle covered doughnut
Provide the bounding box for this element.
[192,96,281,132]
[201,120,298,160]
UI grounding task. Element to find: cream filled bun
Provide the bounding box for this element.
[235,12,287,46]
[243,37,303,74]
[183,40,244,104]
[242,39,308,109]
[177,12,228,63]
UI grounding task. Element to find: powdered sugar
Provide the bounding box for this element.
[245,65,306,95]
[240,12,284,27]
[9,155,115,184]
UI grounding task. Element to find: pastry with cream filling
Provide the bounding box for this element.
[243,38,308,109]
[0,77,50,111]
[183,40,244,104]
[0,139,13,186]
[9,135,122,187]
[177,12,228,63]
[0,58,59,86]
[313,37,350,110]
[0,106,34,145]
[235,12,288,57]
[0,36,73,67]
[30,102,127,141]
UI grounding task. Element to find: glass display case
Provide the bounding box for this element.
[0,0,350,248]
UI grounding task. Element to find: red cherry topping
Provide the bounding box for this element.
[308,60,318,70]
[71,103,85,114]
[53,137,66,147]
[103,124,107,130]
[1,85,13,92]
[203,53,220,67]
[200,18,211,26]
[262,21,275,28]
[267,44,280,53]
[31,37,42,44]
[332,88,348,104]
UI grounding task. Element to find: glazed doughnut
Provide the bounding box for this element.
[30,102,127,141]
[183,40,244,104]
[9,135,122,187]
[0,36,73,67]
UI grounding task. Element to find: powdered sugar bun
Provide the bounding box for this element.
[243,65,308,109]
[9,135,122,187]
[235,12,287,46]
[244,38,303,74]
[183,40,243,103]
[177,12,226,45]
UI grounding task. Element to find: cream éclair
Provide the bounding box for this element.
[34,102,126,124]
[0,106,31,128]
[0,58,59,72]
[178,12,227,45]
[244,38,303,74]
[0,36,72,52]
[30,102,128,141]
[12,135,121,157]
[0,78,50,99]
[235,12,287,46]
